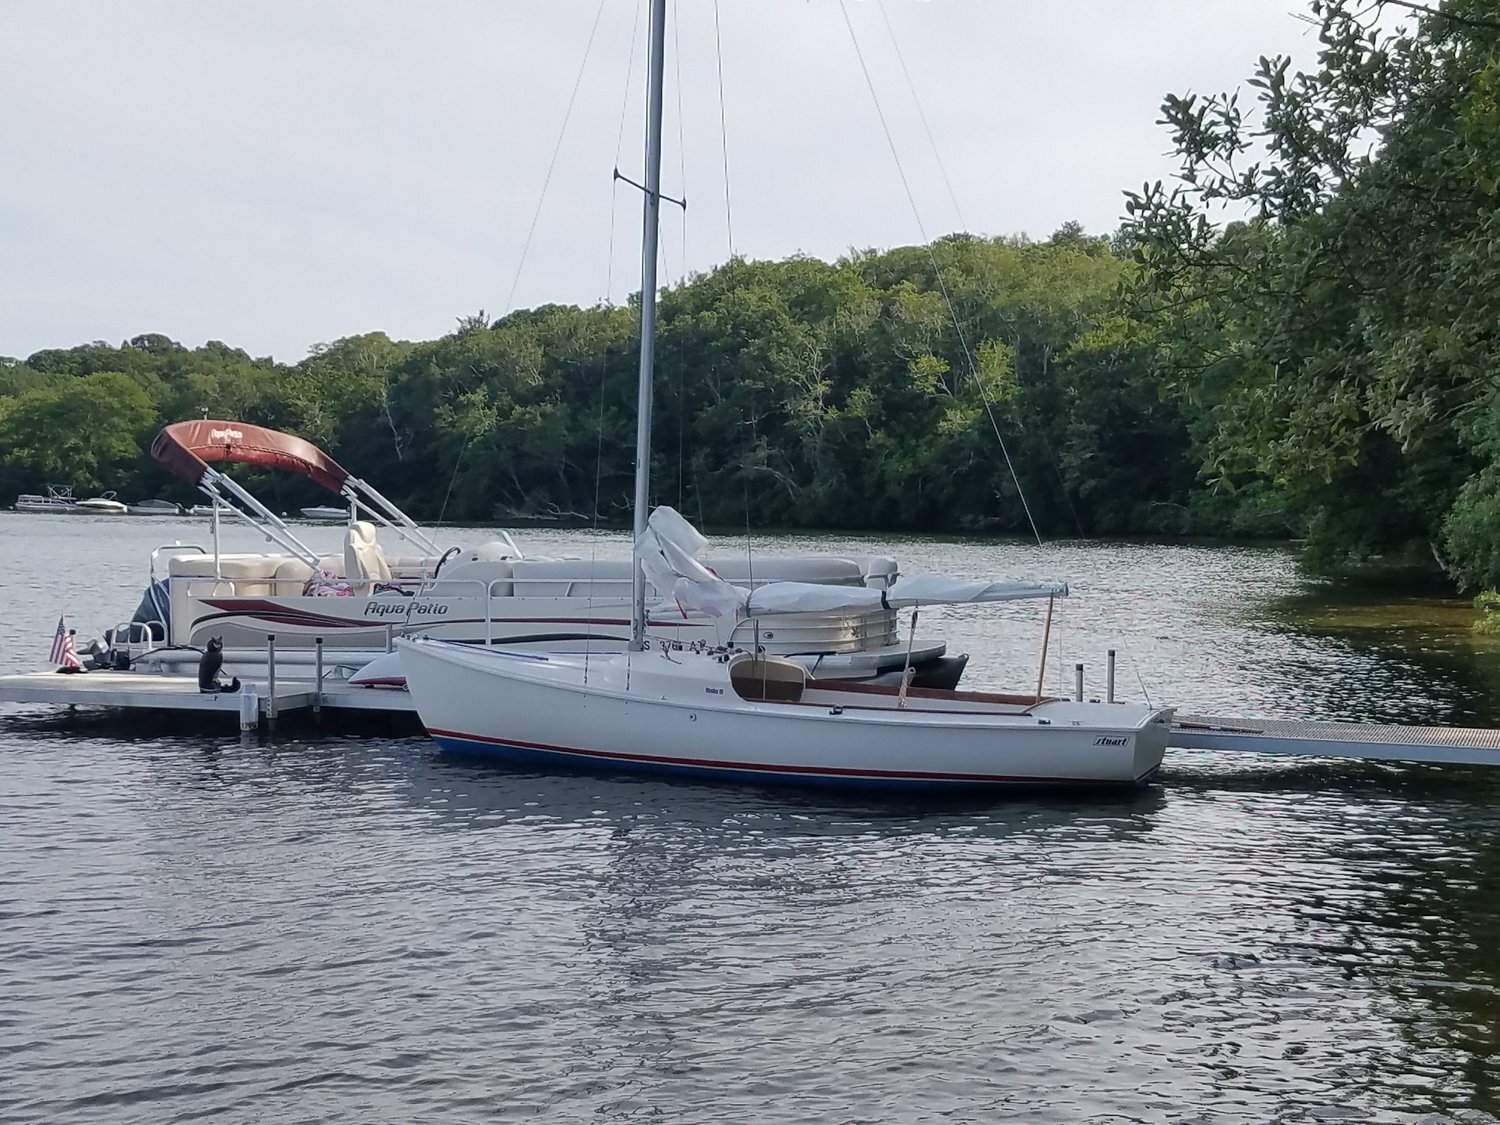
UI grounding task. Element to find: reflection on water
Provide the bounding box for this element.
[3,514,1500,1122]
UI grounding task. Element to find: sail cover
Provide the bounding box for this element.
[151,420,351,494]
[638,506,1068,619]
[744,575,1070,615]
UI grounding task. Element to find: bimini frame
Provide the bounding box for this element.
[150,420,495,574]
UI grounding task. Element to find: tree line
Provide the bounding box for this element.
[3,0,1497,591]
[0,229,1266,540]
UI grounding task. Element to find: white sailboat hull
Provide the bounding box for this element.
[399,639,1172,790]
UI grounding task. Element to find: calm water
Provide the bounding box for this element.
[2,512,1499,1124]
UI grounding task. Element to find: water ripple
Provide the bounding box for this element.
[3,519,1500,1121]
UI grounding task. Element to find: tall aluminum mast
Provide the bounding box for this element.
[629,0,668,652]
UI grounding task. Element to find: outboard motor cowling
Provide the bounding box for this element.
[130,579,171,644]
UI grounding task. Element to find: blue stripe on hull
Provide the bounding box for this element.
[429,732,1152,792]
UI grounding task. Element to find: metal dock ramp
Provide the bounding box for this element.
[1169,714,1500,767]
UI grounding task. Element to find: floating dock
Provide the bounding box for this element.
[4,668,1500,767]
[1169,714,1500,767]
[0,669,413,729]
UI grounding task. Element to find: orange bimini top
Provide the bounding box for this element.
[150,420,351,495]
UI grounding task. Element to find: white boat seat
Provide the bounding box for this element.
[272,558,316,594]
[702,555,867,588]
[344,521,392,590]
[470,540,522,561]
[850,555,899,589]
[169,554,286,580]
[167,553,286,596]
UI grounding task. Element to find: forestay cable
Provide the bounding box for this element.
[672,0,689,509]
[712,0,735,256]
[875,0,967,234]
[590,0,647,679]
[836,0,1042,546]
[503,0,609,316]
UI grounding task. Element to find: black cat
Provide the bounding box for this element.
[197,637,241,693]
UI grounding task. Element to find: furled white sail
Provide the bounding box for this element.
[640,507,1068,619]
[885,575,1069,607]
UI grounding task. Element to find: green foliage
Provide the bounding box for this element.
[0,371,157,494]
[1123,0,1500,581]
[1473,589,1500,635]
[0,236,1287,537]
[14,0,1500,581]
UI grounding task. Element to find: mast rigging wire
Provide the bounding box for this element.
[874,0,968,235]
[613,0,647,181]
[591,0,647,677]
[877,2,1086,541]
[712,0,735,256]
[836,0,1043,546]
[672,0,689,510]
[502,0,610,317]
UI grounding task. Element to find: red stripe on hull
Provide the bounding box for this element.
[200,600,711,630]
[425,726,1134,785]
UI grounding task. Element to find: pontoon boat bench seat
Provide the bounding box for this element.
[167,554,295,597]
[344,521,393,591]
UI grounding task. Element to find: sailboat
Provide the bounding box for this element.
[398,1,1174,790]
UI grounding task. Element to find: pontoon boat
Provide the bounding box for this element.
[107,420,967,688]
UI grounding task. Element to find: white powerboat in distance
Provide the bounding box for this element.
[130,498,184,516]
[74,492,129,515]
[299,505,347,521]
[104,419,968,690]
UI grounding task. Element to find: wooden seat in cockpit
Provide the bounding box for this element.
[729,655,806,703]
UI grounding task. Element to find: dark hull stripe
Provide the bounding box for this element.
[427,727,1151,788]
[195,599,712,633]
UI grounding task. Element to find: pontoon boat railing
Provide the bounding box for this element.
[157,571,902,655]
[149,543,207,582]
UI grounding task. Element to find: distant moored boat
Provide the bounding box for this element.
[74,492,129,515]
[14,484,77,512]
[129,498,184,516]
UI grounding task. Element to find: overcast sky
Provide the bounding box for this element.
[0,1,1316,363]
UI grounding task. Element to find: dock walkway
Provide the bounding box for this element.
[1170,713,1500,767]
[0,670,412,727]
[5,669,1500,767]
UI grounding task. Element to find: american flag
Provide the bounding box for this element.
[49,616,81,670]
